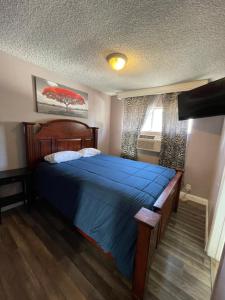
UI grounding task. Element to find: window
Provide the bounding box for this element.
[141,108,163,133]
[138,107,162,153]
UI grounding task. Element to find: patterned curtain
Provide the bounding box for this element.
[159,93,188,170]
[121,96,155,160]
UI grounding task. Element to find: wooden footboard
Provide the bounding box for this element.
[132,171,182,300]
[153,171,183,240]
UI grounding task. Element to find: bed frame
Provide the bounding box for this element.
[23,119,182,300]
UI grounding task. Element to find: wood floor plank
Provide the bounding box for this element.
[151,256,211,299]
[155,250,211,288]
[7,217,66,300]
[166,226,205,248]
[167,222,205,243]
[0,247,32,300]
[60,256,105,300]
[173,213,205,230]
[0,277,9,300]
[0,200,211,300]
[12,214,87,300]
[168,218,205,237]
[149,270,196,300]
[31,208,119,300]
[162,233,208,259]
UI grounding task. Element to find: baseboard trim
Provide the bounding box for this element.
[180,191,208,205]
[180,191,209,246]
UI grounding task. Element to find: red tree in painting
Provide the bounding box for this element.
[42,87,85,111]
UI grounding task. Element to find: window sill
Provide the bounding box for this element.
[137,148,160,153]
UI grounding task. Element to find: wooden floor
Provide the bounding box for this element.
[0,200,211,300]
[149,201,211,300]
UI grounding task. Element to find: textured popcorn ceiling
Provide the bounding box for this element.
[0,0,225,95]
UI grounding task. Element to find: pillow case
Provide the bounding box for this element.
[44,151,81,164]
[79,148,101,157]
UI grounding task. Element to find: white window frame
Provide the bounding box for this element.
[138,107,163,153]
[140,107,163,135]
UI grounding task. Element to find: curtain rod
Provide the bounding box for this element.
[117,80,209,99]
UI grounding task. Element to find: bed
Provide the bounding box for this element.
[23,119,182,300]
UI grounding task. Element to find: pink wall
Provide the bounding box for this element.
[184,116,224,199]
[0,50,111,172]
[109,96,123,156]
[109,96,224,199]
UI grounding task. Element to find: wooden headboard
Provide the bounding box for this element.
[23,119,98,169]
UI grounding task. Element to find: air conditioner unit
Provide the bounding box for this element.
[137,132,161,153]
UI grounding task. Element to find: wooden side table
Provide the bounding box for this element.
[0,168,31,223]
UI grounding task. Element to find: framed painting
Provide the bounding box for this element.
[34,76,88,118]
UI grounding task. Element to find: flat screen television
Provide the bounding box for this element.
[178,77,225,120]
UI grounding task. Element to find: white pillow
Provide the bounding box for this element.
[79,148,101,157]
[44,151,81,164]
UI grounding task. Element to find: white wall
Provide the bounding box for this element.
[109,96,224,200]
[207,120,225,258]
[0,50,111,172]
[208,119,225,229]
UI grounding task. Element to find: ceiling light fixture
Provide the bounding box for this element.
[106,53,127,71]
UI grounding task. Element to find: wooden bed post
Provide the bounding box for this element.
[132,208,161,300]
[92,127,99,148]
[23,122,38,169]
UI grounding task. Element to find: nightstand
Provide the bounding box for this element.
[0,168,31,223]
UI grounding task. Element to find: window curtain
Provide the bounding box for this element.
[159,93,188,170]
[121,96,155,160]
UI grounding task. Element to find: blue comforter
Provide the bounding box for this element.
[34,154,176,277]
